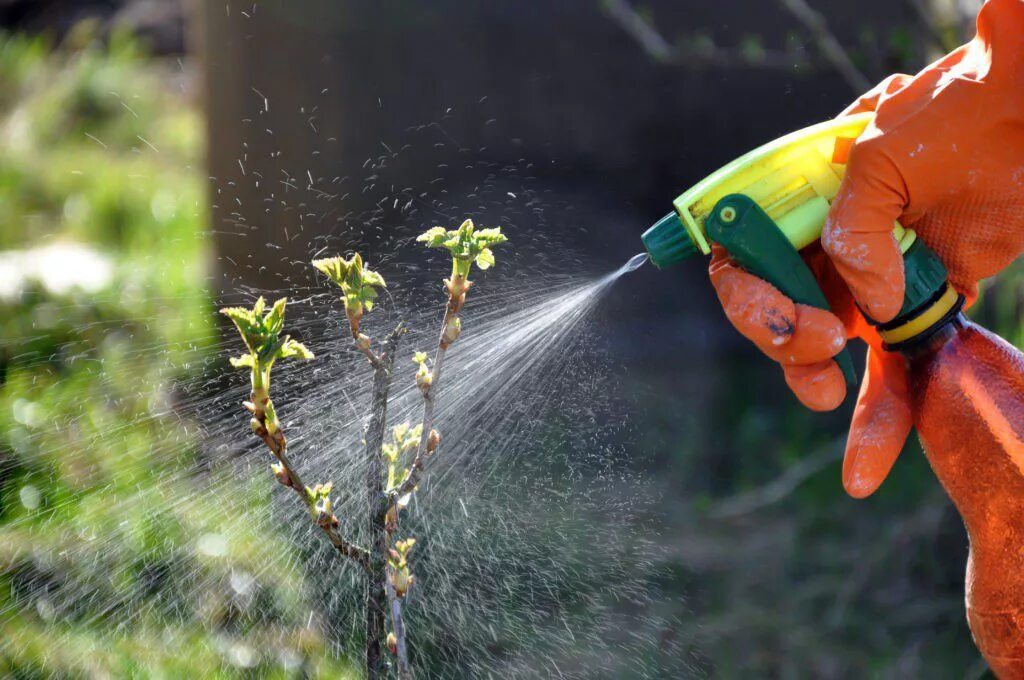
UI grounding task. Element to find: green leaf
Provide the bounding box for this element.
[265,297,287,335]
[312,253,386,316]
[415,219,508,274]
[229,353,255,369]
[220,306,254,325]
[475,247,495,270]
[392,422,409,443]
[222,296,310,377]
[417,226,447,247]
[281,338,314,360]
[412,351,428,365]
[362,269,387,288]
[474,227,508,246]
[312,256,349,286]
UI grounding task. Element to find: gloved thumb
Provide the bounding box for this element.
[822,132,908,324]
[842,345,913,498]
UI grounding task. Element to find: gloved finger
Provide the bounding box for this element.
[710,249,796,350]
[822,137,908,324]
[711,246,847,363]
[782,360,846,412]
[840,73,913,116]
[761,303,847,366]
[842,346,913,498]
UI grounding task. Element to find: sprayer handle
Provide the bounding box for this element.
[706,193,857,388]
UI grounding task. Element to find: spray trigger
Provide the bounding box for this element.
[705,193,857,389]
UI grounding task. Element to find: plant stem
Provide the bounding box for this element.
[399,285,458,497]
[776,0,870,92]
[249,401,370,570]
[384,276,465,675]
[364,325,402,679]
[350,314,383,369]
[387,577,412,678]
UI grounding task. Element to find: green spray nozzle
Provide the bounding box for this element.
[642,212,699,269]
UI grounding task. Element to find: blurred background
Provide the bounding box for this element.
[1,0,1013,677]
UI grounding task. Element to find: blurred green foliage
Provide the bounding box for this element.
[0,29,355,677]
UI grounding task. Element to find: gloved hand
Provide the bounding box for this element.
[710,0,1024,498]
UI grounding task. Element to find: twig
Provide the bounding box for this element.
[350,315,383,369]
[601,0,674,62]
[826,489,947,626]
[603,0,810,69]
[387,578,412,678]
[673,46,813,71]
[708,440,842,520]
[905,0,957,53]
[385,275,467,676]
[775,0,871,92]
[602,0,869,91]
[362,325,403,679]
[248,403,370,571]
[398,278,462,498]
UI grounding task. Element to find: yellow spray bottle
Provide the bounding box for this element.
[642,112,957,377]
[642,114,1024,675]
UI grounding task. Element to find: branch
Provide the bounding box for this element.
[396,291,455,498]
[386,276,468,675]
[905,0,957,54]
[387,578,412,678]
[362,325,403,679]
[362,325,404,510]
[775,0,871,92]
[601,0,674,62]
[350,315,383,369]
[708,439,842,520]
[248,405,370,571]
[602,0,869,90]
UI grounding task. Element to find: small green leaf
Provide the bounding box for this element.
[229,353,255,369]
[220,306,254,325]
[312,253,386,318]
[417,226,447,247]
[415,219,508,275]
[474,228,508,246]
[475,248,495,270]
[362,269,387,288]
[412,351,428,365]
[281,338,314,360]
[222,296,310,381]
[312,256,349,285]
[265,297,287,334]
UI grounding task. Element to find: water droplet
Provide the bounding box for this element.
[197,533,228,557]
[19,484,40,510]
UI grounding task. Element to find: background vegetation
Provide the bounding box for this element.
[0,29,355,677]
[2,1,1018,678]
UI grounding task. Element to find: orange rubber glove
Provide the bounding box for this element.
[710,0,1024,498]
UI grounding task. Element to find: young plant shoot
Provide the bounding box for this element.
[222,219,507,679]
[220,298,371,567]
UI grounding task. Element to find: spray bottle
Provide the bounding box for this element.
[641,113,1024,675]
